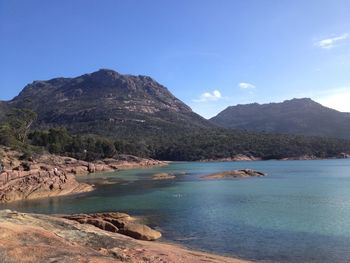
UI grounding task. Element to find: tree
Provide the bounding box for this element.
[7,108,37,143]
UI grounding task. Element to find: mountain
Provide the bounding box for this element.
[210,98,350,139]
[2,72,350,161]
[6,69,213,140]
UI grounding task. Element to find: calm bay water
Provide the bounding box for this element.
[2,159,350,262]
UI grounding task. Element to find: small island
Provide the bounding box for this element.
[202,169,266,179]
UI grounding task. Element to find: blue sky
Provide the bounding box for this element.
[1,0,350,118]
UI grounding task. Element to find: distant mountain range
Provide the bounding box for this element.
[5,69,212,140]
[1,69,350,160]
[210,98,350,140]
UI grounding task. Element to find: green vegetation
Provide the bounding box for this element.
[1,107,350,162]
[27,127,350,161]
[29,128,116,161]
[0,108,37,150]
[148,129,350,161]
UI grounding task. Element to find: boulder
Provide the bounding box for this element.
[88,163,96,173]
[70,166,88,175]
[63,212,161,241]
[118,223,162,241]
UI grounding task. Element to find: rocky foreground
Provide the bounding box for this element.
[202,169,266,179]
[0,210,248,263]
[0,147,167,203]
[61,212,162,241]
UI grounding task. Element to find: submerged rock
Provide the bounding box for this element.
[152,173,176,180]
[202,169,266,179]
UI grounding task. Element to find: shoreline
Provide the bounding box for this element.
[199,155,350,162]
[2,155,349,261]
[2,147,349,203]
[0,147,168,203]
[0,210,249,263]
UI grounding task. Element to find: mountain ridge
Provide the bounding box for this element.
[5,69,213,140]
[210,98,350,139]
[1,70,350,161]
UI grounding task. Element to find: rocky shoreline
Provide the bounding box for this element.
[200,154,261,162]
[61,212,162,241]
[0,147,167,203]
[200,153,350,162]
[0,210,248,263]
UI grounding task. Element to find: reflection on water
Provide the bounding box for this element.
[2,160,350,262]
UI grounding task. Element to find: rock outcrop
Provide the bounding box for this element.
[201,154,261,162]
[0,210,247,263]
[118,223,162,241]
[281,155,318,160]
[0,148,93,203]
[62,212,162,241]
[0,147,167,203]
[202,169,266,179]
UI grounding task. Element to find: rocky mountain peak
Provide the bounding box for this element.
[5,69,210,138]
[89,68,121,81]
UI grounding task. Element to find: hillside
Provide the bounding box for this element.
[210,98,350,139]
[1,72,350,161]
[7,69,213,140]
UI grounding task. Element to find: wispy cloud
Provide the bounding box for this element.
[193,89,222,102]
[238,82,256,89]
[315,33,349,49]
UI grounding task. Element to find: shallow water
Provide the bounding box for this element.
[2,159,350,262]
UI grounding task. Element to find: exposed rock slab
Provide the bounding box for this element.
[0,210,248,263]
[0,148,93,203]
[62,212,161,241]
[0,147,167,203]
[202,169,266,179]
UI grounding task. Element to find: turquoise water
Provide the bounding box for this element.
[2,160,350,262]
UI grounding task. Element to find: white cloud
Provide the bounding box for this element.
[238,82,255,89]
[315,87,350,112]
[193,89,222,102]
[315,33,349,49]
